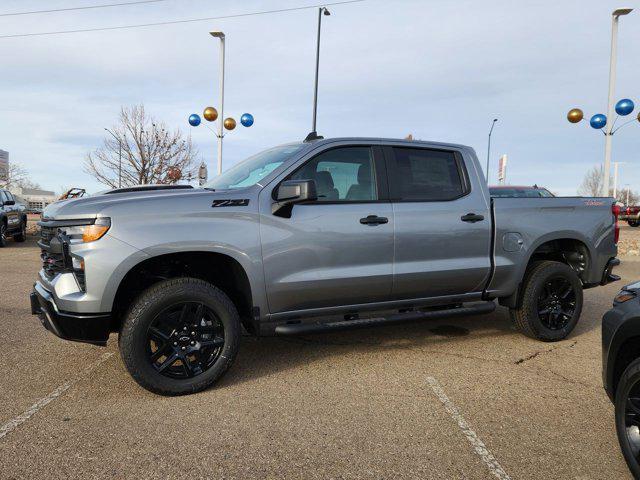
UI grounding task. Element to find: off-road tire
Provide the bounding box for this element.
[13,219,26,242]
[509,261,583,342]
[119,277,240,396]
[615,357,640,479]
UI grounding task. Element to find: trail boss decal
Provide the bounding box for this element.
[211,199,250,208]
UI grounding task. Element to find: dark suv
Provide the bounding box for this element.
[603,281,640,477]
[0,189,27,247]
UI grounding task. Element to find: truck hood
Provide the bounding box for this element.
[43,186,247,220]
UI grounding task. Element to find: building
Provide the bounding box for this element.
[0,149,8,182]
[10,186,57,213]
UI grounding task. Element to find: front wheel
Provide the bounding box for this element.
[615,358,640,478]
[13,219,26,242]
[119,278,240,396]
[629,220,640,228]
[509,261,583,342]
[0,222,7,247]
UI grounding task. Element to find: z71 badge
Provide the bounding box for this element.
[211,199,250,208]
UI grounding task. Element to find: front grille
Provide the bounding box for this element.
[39,225,56,247]
[40,226,65,280]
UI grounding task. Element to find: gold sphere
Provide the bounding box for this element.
[567,108,584,124]
[203,106,218,122]
[223,117,236,130]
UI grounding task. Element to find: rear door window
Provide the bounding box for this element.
[388,148,467,201]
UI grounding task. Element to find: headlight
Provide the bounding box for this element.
[62,217,111,244]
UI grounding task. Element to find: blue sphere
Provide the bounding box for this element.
[615,98,635,116]
[590,114,607,129]
[240,113,254,127]
[188,114,201,127]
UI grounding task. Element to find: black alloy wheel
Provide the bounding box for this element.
[147,302,225,379]
[616,358,640,478]
[536,276,577,330]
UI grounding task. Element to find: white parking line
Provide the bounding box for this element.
[426,376,512,480]
[0,352,114,441]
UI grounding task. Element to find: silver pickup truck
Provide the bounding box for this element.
[30,137,620,395]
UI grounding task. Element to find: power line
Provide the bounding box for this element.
[0,0,172,18]
[0,0,365,39]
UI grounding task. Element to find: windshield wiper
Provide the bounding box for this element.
[203,187,216,192]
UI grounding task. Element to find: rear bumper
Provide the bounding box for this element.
[601,258,621,286]
[30,282,111,346]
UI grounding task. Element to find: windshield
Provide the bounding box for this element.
[205,144,305,190]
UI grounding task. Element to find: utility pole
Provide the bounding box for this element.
[311,7,330,136]
[486,119,498,182]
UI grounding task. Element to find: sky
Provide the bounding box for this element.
[0,0,638,196]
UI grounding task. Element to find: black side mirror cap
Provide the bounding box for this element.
[272,179,318,217]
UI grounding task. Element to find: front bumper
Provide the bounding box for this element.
[30,282,111,346]
[602,282,640,402]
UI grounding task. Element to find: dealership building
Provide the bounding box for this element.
[11,186,57,213]
[0,149,8,181]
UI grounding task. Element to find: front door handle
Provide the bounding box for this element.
[360,215,389,226]
[461,213,484,223]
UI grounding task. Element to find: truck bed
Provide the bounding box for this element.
[487,197,617,298]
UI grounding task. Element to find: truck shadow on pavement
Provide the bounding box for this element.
[216,303,603,390]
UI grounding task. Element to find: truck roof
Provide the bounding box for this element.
[303,137,471,152]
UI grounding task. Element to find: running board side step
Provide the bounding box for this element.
[274,301,496,335]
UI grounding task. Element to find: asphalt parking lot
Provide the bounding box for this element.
[1,233,639,479]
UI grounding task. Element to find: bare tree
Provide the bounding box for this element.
[84,105,198,188]
[0,163,40,190]
[578,165,639,204]
[578,165,606,197]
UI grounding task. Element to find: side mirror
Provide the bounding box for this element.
[3,200,15,206]
[272,179,317,217]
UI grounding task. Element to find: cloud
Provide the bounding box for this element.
[0,0,638,194]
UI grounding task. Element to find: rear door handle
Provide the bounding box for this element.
[461,213,484,223]
[360,215,389,226]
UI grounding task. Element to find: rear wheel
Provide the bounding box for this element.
[615,357,640,478]
[629,220,639,228]
[509,261,583,341]
[119,277,240,396]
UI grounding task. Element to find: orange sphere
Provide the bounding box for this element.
[567,108,584,124]
[203,106,218,122]
[223,117,236,130]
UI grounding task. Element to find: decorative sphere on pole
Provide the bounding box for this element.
[615,99,635,116]
[590,114,607,130]
[188,114,201,126]
[240,113,254,127]
[203,107,218,122]
[567,108,584,124]
[223,117,236,130]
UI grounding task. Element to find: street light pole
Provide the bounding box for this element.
[603,8,633,197]
[613,161,624,199]
[486,118,498,183]
[210,31,226,176]
[104,127,122,188]
[311,7,330,135]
